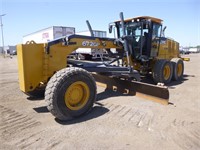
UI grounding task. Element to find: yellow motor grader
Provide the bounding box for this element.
[17,12,186,120]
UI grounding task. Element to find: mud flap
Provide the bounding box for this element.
[93,74,169,105]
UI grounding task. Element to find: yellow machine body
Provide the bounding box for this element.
[152,39,179,59]
[112,15,187,81]
[17,13,189,121]
[16,14,185,107]
[17,37,122,93]
[17,43,45,92]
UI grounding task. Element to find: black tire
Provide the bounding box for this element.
[26,87,45,98]
[152,59,173,84]
[45,67,97,121]
[171,58,184,81]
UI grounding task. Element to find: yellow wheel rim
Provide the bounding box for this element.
[65,81,90,110]
[177,63,183,77]
[163,65,171,80]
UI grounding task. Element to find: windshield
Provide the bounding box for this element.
[117,21,150,57]
[118,22,148,41]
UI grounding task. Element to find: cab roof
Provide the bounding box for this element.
[114,16,163,24]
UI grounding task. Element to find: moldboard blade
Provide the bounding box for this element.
[93,74,169,105]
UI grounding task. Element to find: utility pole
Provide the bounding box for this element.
[0,14,6,56]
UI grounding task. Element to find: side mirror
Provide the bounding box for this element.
[109,24,113,33]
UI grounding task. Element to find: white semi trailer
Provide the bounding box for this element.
[23,26,75,44]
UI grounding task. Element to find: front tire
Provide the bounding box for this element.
[45,67,97,121]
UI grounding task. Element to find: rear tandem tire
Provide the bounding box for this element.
[171,58,184,81]
[45,67,97,121]
[152,59,173,84]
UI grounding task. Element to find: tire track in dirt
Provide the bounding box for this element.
[0,105,41,138]
[14,130,62,150]
[101,102,155,130]
[0,105,44,149]
[166,119,200,150]
[0,105,101,150]
[46,142,62,150]
[99,101,200,147]
[0,105,66,149]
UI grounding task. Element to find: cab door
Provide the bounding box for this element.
[151,23,162,58]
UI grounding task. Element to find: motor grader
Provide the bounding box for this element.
[17,12,186,121]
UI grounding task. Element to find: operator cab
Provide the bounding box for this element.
[110,16,163,60]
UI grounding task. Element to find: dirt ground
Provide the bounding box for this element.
[0,54,200,150]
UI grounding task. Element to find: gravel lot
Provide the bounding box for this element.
[0,54,200,150]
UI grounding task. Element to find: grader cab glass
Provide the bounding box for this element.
[112,20,163,59]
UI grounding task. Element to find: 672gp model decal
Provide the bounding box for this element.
[82,41,100,47]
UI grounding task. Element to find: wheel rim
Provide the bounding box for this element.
[65,81,90,110]
[177,63,183,77]
[163,64,171,80]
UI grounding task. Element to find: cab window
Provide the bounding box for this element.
[152,24,162,39]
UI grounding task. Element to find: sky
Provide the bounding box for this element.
[0,0,199,47]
